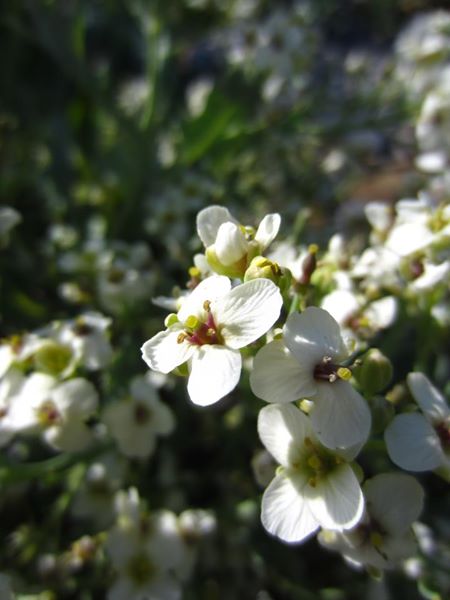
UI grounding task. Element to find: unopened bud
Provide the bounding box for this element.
[370,395,395,435]
[353,348,393,396]
[298,244,318,285]
[244,256,292,295]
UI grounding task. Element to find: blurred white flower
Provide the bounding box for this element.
[103,375,175,458]
[0,206,21,243]
[8,373,98,452]
[319,473,424,570]
[106,488,184,600]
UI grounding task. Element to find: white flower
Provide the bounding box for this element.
[103,375,175,458]
[106,489,184,600]
[57,312,113,370]
[0,206,21,243]
[385,196,450,258]
[257,403,364,544]
[71,453,125,528]
[196,206,281,277]
[250,307,371,450]
[8,373,98,452]
[385,372,450,473]
[319,473,424,570]
[141,275,282,406]
[0,367,25,447]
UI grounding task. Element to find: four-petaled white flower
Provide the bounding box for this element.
[319,473,424,571]
[196,205,281,278]
[103,375,175,458]
[8,373,98,452]
[258,403,364,544]
[250,306,371,450]
[141,275,282,406]
[106,488,184,600]
[385,372,450,473]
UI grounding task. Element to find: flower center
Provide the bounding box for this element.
[177,301,224,346]
[134,402,152,425]
[313,356,351,383]
[435,420,450,449]
[290,437,343,488]
[126,552,156,585]
[36,400,61,427]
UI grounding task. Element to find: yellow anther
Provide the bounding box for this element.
[254,257,270,268]
[188,266,201,278]
[308,243,319,255]
[207,328,215,337]
[307,455,323,471]
[203,300,211,312]
[337,367,352,381]
[334,455,343,465]
[177,332,188,344]
[185,315,199,329]
[308,477,317,488]
[358,316,371,328]
[164,313,178,327]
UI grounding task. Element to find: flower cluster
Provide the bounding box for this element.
[140,198,448,573]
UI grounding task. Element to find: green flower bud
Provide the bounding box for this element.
[370,395,396,435]
[34,341,73,376]
[244,256,292,294]
[205,247,247,279]
[353,348,393,396]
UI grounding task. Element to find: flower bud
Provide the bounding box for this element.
[205,247,247,278]
[370,394,395,435]
[353,348,393,396]
[34,341,73,376]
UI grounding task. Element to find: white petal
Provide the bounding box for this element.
[385,413,445,471]
[196,205,235,247]
[320,290,359,326]
[45,421,93,452]
[261,473,319,543]
[177,275,231,322]
[250,340,316,403]
[214,222,248,266]
[365,296,398,329]
[215,279,282,349]
[311,381,371,450]
[255,213,281,249]
[52,378,98,418]
[187,346,241,406]
[407,372,449,423]
[364,473,424,535]
[141,328,195,374]
[305,463,364,530]
[152,401,175,435]
[284,307,348,364]
[257,403,313,468]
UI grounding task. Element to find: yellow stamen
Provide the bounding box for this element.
[307,455,323,471]
[337,367,352,381]
[177,333,188,344]
[185,315,199,329]
[203,300,211,312]
[188,266,201,278]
